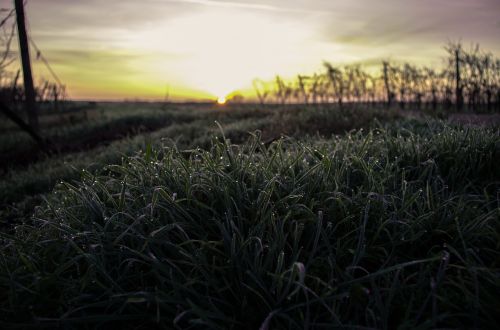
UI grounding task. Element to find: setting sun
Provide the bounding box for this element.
[217,96,226,105]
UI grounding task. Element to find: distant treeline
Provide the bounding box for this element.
[0,69,68,111]
[253,42,500,113]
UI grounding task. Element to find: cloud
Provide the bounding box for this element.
[24,0,192,37]
[167,0,279,11]
[3,0,499,100]
[314,0,500,64]
[164,0,328,15]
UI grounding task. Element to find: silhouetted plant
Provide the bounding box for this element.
[253,42,500,113]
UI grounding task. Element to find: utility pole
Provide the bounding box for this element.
[455,48,463,112]
[14,0,39,133]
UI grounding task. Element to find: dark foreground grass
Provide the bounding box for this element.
[0,105,399,224]
[1,124,499,329]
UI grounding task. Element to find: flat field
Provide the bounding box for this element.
[0,103,499,328]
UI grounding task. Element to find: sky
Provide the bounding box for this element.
[1,0,499,101]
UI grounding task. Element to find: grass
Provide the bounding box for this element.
[1,119,499,328]
[0,104,399,224]
[0,103,202,171]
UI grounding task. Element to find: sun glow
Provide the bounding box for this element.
[217,96,226,105]
[122,8,340,99]
[24,0,500,101]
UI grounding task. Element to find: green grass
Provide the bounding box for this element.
[1,122,499,328]
[0,104,399,223]
[0,103,203,170]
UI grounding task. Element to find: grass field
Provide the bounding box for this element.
[0,103,399,223]
[0,103,499,328]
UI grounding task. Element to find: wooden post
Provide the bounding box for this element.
[53,85,59,112]
[455,48,463,112]
[14,0,39,132]
[383,61,392,107]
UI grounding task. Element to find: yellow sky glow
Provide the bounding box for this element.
[3,0,499,101]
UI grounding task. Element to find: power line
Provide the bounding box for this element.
[28,37,64,89]
[0,9,15,28]
[22,0,68,97]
